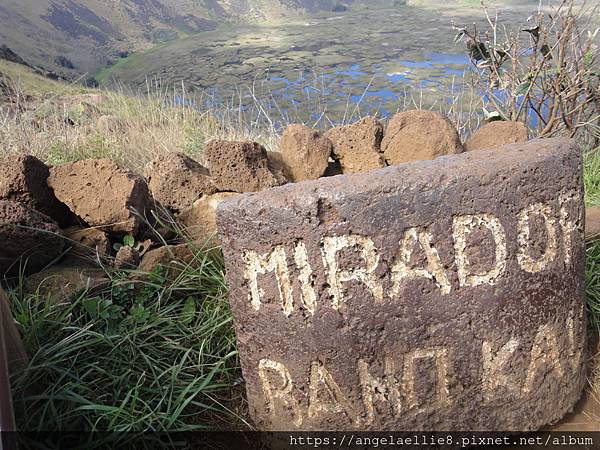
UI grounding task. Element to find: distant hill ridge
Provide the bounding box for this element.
[0,0,375,78]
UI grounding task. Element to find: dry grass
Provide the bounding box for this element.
[0,63,487,174]
[0,61,280,171]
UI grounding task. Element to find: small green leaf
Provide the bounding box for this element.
[131,304,150,322]
[583,50,595,70]
[123,234,135,247]
[113,243,122,252]
[82,297,100,317]
[514,81,531,97]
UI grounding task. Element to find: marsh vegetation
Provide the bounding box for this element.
[99,1,588,128]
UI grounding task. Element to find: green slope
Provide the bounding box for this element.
[0,0,379,78]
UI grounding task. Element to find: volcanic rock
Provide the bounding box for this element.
[585,206,600,240]
[279,125,332,181]
[0,154,72,225]
[266,151,290,184]
[464,121,529,151]
[144,152,216,213]
[48,159,151,236]
[216,137,585,431]
[63,226,111,257]
[137,244,195,281]
[204,141,281,193]
[0,200,64,275]
[114,246,140,270]
[382,110,464,165]
[325,117,384,173]
[177,192,238,243]
[23,263,108,303]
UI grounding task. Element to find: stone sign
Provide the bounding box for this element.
[216,138,587,431]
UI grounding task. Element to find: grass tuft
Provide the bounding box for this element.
[7,236,241,445]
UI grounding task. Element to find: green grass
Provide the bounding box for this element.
[585,148,600,208]
[586,148,600,332]
[7,236,243,447]
[0,60,87,97]
[586,240,600,331]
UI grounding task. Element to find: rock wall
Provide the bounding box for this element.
[0,111,529,282]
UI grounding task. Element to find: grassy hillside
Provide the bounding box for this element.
[0,0,381,78]
[0,59,277,171]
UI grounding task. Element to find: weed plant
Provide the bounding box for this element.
[6,232,242,446]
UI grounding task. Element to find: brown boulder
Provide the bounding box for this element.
[177,192,238,243]
[48,159,151,236]
[266,151,290,185]
[204,141,281,193]
[23,264,108,303]
[464,121,529,151]
[0,154,72,226]
[381,110,464,165]
[114,246,140,270]
[0,200,64,275]
[586,206,600,240]
[64,226,111,257]
[325,117,385,173]
[279,125,332,181]
[216,137,585,431]
[137,244,195,281]
[144,153,217,213]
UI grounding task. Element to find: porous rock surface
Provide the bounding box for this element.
[464,121,529,151]
[114,246,140,269]
[217,138,586,431]
[0,200,64,275]
[585,206,600,239]
[279,124,332,181]
[324,117,385,173]
[0,154,72,225]
[137,244,196,282]
[144,152,216,213]
[177,192,238,243]
[266,151,290,185]
[138,244,194,272]
[204,141,282,193]
[23,263,108,302]
[382,110,464,165]
[48,159,151,236]
[64,226,111,257]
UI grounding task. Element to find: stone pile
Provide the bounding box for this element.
[0,110,529,300]
[276,111,529,181]
[0,153,235,291]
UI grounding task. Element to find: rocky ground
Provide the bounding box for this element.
[1,82,598,432]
